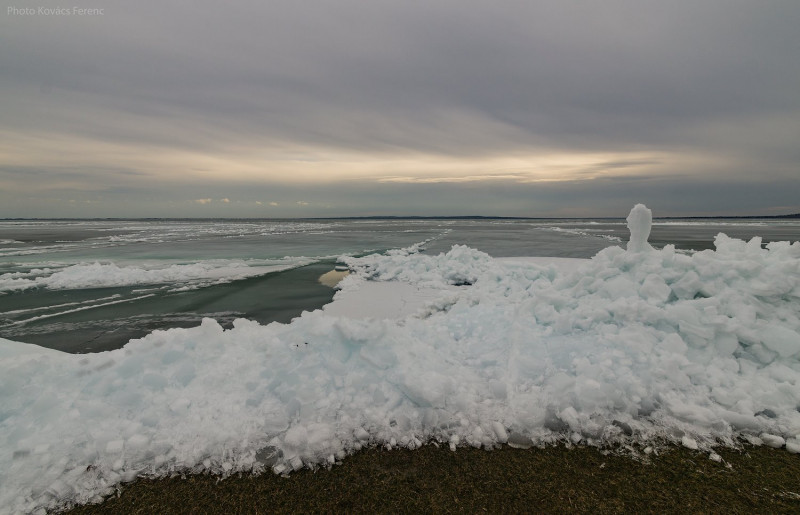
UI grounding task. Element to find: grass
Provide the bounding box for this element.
[67,443,800,514]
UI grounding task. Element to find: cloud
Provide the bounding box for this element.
[269,202,279,206]
[378,174,529,184]
[1,1,798,216]
[194,198,212,204]
[296,201,309,206]
[220,198,230,203]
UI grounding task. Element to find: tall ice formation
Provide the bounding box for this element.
[626,203,654,252]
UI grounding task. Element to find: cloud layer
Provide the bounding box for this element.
[1,1,798,216]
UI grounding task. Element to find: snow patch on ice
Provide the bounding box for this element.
[0,259,311,292]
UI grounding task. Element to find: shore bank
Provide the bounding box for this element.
[68,443,800,513]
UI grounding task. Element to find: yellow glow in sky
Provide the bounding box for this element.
[0,129,688,193]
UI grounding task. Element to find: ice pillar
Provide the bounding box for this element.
[626,204,654,252]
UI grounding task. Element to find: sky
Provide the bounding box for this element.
[1,0,799,218]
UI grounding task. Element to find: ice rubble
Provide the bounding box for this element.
[2,204,800,513]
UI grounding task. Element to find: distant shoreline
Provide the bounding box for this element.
[2,213,799,222]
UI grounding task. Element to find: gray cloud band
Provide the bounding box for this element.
[1,0,798,216]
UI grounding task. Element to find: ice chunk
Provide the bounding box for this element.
[507,433,533,449]
[449,434,460,451]
[681,436,699,450]
[46,480,74,499]
[760,326,800,358]
[544,410,570,433]
[289,456,303,471]
[492,422,509,443]
[354,428,370,442]
[626,204,654,253]
[640,274,671,303]
[760,433,785,449]
[612,420,633,437]
[284,425,308,448]
[255,446,283,467]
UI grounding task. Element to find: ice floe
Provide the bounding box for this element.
[0,259,310,293]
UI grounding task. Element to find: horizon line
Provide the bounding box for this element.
[2,213,799,222]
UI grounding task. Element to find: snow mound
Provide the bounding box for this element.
[344,243,491,288]
[2,206,800,513]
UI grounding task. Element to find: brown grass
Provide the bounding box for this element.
[65,443,800,514]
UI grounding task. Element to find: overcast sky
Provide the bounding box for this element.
[1,0,799,217]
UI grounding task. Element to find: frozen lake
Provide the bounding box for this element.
[2,208,800,513]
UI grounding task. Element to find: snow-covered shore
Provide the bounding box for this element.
[2,204,800,514]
